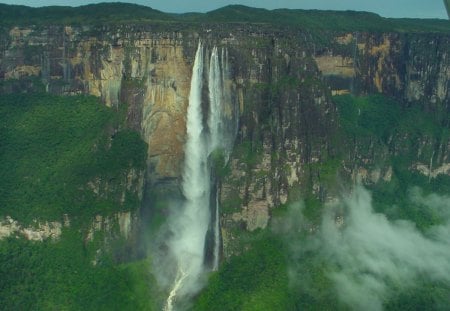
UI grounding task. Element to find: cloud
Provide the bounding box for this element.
[286,186,450,310]
[150,195,210,310]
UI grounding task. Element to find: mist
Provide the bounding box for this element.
[150,42,237,311]
[284,186,450,310]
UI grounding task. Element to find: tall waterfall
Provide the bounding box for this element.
[164,42,208,311]
[163,42,237,311]
[208,47,223,271]
[208,46,222,152]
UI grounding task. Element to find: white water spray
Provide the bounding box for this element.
[164,41,208,311]
[208,46,222,152]
[163,42,237,310]
[208,47,225,271]
[212,187,220,271]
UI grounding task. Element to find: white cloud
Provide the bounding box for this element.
[286,186,450,310]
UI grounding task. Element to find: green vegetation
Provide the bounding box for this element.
[251,77,302,94]
[287,255,343,310]
[385,280,450,311]
[196,90,450,310]
[195,210,450,310]
[302,195,324,224]
[335,94,448,144]
[337,93,447,141]
[0,92,156,309]
[210,148,230,178]
[334,93,450,228]
[0,3,448,305]
[370,164,450,230]
[194,234,293,311]
[308,158,342,186]
[220,192,243,214]
[0,3,172,26]
[200,5,450,32]
[334,94,402,141]
[0,93,146,222]
[0,231,156,310]
[0,3,448,33]
[233,141,262,168]
[334,93,449,174]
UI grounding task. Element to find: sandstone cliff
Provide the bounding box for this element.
[1,24,449,258]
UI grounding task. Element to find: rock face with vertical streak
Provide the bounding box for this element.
[1,26,194,185]
[316,32,450,110]
[139,38,192,183]
[1,23,449,259]
[1,26,448,178]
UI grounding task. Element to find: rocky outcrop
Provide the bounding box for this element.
[413,162,450,179]
[84,211,137,242]
[87,167,145,204]
[0,211,138,243]
[139,38,191,182]
[0,216,63,241]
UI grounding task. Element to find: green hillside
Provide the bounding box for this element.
[0,2,173,25]
[0,92,146,222]
[0,2,449,32]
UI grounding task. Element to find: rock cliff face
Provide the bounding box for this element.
[314,33,450,191]
[1,26,194,184]
[1,25,449,258]
[218,33,337,255]
[316,32,450,110]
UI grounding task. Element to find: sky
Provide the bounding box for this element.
[0,0,447,19]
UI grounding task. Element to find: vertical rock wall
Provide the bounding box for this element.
[1,25,449,259]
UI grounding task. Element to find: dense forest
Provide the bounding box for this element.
[1,3,450,310]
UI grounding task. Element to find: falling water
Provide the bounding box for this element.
[164,42,237,310]
[208,46,222,152]
[212,187,220,271]
[165,41,208,311]
[208,47,221,271]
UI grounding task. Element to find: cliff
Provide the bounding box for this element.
[1,5,450,308]
[1,21,449,252]
[224,30,446,255]
[316,32,450,110]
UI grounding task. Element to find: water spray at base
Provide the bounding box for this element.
[163,41,207,311]
[162,41,237,310]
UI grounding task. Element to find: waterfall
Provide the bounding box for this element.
[163,42,237,310]
[212,187,220,271]
[208,47,222,272]
[165,41,208,311]
[208,46,222,153]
